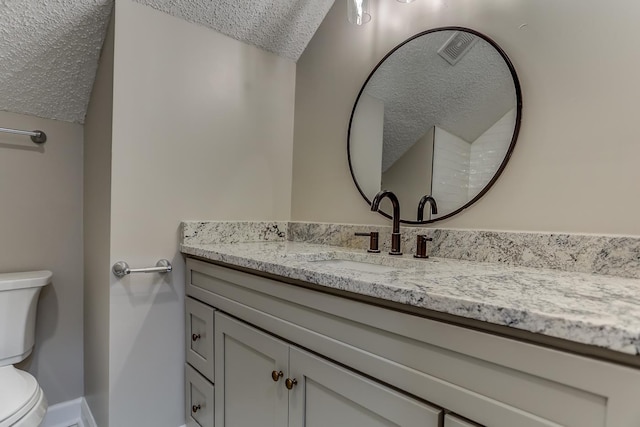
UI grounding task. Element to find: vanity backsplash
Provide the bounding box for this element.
[182,221,640,279]
[183,221,288,244]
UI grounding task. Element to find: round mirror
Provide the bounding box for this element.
[348,27,522,224]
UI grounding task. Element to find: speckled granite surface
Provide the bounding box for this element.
[183,221,288,244]
[181,240,640,355]
[288,222,640,279]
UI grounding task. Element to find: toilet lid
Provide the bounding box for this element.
[0,366,39,424]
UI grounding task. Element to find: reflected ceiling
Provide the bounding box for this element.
[363,32,515,171]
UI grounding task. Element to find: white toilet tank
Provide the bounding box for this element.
[0,271,52,366]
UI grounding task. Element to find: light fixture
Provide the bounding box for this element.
[347,0,371,26]
[348,0,416,26]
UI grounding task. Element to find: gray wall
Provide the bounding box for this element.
[81,1,296,425]
[0,110,84,404]
[292,0,640,235]
[84,11,114,427]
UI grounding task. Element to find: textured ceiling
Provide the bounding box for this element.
[0,0,333,124]
[360,30,517,172]
[133,0,335,61]
[0,0,113,123]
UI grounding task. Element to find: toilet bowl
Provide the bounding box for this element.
[0,271,52,427]
[0,366,47,427]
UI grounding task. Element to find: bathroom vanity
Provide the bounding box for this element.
[177,22,640,427]
[181,240,640,427]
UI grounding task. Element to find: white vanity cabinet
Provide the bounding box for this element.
[215,312,441,427]
[185,257,640,427]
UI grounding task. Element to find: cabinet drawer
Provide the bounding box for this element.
[186,364,214,427]
[186,297,215,382]
[445,414,482,427]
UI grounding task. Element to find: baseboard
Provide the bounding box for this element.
[43,397,182,427]
[42,397,96,427]
[80,398,98,427]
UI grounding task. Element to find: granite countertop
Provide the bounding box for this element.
[180,241,640,356]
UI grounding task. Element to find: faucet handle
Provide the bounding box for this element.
[413,234,432,259]
[354,232,380,253]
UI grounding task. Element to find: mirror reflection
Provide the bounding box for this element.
[348,27,521,223]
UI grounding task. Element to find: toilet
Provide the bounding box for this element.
[0,271,51,427]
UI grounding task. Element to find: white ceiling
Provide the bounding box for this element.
[0,0,334,124]
[0,0,113,123]
[134,0,334,61]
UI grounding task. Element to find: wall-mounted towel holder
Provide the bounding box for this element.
[0,127,47,144]
[112,259,172,278]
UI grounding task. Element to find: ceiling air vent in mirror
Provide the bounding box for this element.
[438,31,478,65]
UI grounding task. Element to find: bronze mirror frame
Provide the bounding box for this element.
[347,26,523,224]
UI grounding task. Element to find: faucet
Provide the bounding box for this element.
[417,195,438,222]
[370,190,402,255]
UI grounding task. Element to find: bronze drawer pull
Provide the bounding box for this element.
[192,404,201,413]
[192,333,201,342]
[285,378,298,390]
[271,370,284,382]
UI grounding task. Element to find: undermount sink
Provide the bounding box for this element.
[309,258,398,273]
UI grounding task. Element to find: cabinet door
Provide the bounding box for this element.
[214,313,289,427]
[445,414,483,427]
[288,347,442,427]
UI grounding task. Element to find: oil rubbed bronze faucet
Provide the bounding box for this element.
[370,190,402,255]
[417,195,438,222]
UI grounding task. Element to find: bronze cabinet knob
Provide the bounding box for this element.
[271,370,284,382]
[192,333,201,342]
[285,378,298,390]
[192,404,201,413]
